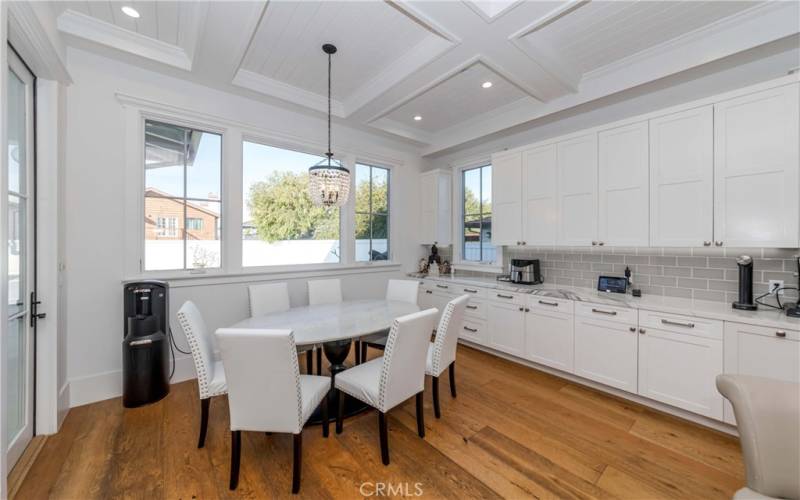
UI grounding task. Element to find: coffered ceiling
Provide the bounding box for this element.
[51,0,800,155]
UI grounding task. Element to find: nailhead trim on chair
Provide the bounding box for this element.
[287,330,305,433]
[177,308,227,400]
[430,301,456,377]
[377,319,401,413]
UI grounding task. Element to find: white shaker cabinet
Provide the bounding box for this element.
[490,152,523,246]
[649,106,714,247]
[487,299,526,357]
[522,144,558,246]
[713,84,800,248]
[419,169,452,245]
[525,297,574,373]
[598,121,649,246]
[574,304,638,392]
[557,134,598,246]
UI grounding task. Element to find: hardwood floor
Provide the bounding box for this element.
[15,346,745,499]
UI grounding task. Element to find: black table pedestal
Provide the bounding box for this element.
[306,339,371,425]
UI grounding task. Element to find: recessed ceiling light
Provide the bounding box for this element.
[121,6,140,18]
[482,81,493,89]
[413,115,422,121]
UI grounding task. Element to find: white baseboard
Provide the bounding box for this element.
[57,382,70,429]
[69,355,196,408]
[458,340,738,436]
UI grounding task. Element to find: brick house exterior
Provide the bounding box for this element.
[144,188,219,241]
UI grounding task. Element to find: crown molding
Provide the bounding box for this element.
[231,69,346,117]
[8,2,71,83]
[57,9,192,70]
[462,0,523,24]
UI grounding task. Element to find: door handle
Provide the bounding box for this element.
[538,300,559,307]
[463,326,478,333]
[661,319,695,328]
[436,284,449,289]
[496,294,514,299]
[425,290,433,294]
[776,330,787,338]
[703,241,711,247]
[591,308,617,316]
[463,288,478,293]
[466,305,478,310]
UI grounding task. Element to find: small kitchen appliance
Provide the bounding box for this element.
[732,255,758,311]
[597,276,628,294]
[786,255,800,318]
[509,259,543,285]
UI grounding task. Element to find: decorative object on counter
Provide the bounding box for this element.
[440,260,451,276]
[428,243,442,266]
[624,266,632,286]
[417,258,429,274]
[597,276,628,294]
[733,255,758,311]
[429,260,440,277]
[509,259,542,284]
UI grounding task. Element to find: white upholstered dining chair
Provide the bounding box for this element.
[215,328,331,494]
[248,282,320,375]
[334,308,438,465]
[426,294,469,418]
[359,279,420,363]
[176,301,227,448]
[307,279,343,305]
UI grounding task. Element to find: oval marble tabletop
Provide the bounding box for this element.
[227,299,421,346]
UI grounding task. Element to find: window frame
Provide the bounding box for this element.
[354,162,391,263]
[452,159,503,272]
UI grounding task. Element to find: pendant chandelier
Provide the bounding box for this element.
[308,43,350,207]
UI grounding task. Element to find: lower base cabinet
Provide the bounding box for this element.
[487,301,526,357]
[574,316,638,392]
[525,309,574,373]
[638,328,723,420]
[460,318,488,344]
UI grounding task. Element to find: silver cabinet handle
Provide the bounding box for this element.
[518,307,524,311]
[661,319,695,328]
[524,308,530,312]
[521,241,526,245]
[516,241,521,245]
[776,330,787,338]
[703,241,711,247]
[425,290,433,294]
[466,305,478,310]
[639,328,646,334]
[538,300,559,307]
[598,241,605,246]
[592,241,598,246]
[591,308,617,316]
[715,241,723,247]
[497,294,514,299]
[463,326,478,333]
[436,284,449,289]
[629,327,636,332]
[463,288,478,293]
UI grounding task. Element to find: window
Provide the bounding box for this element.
[462,164,495,263]
[144,121,221,271]
[242,141,340,267]
[355,163,389,262]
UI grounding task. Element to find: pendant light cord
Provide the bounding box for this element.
[327,51,332,162]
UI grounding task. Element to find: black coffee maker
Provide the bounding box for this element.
[123,280,170,407]
[732,255,757,311]
[787,256,800,318]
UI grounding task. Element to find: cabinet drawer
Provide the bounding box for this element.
[460,318,488,345]
[488,289,527,305]
[464,298,487,320]
[528,295,575,314]
[575,302,637,325]
[727,322,799,342]
[639,310,723,340]
[430,282,456,293]
[455,284,488,298]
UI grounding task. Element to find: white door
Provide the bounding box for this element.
[557,134,598,246]
[487,301,525,356]
[638,328,723,419]
[714,84,800,248]
[649,106,714,247]
[574,317,638,392]
[6,49,37,468]
[598,121,649,246]
[524,308,574,373]
[490,152,522,246]
[522,144,558,246]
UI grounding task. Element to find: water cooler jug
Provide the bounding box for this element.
[123,280,170,407]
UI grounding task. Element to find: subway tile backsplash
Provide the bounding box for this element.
[469,246,799,303]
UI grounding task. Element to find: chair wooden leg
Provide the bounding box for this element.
[229,430,241,490]
[355,340,361,364]
[316,347,322,374]
[378,411,390,465]
[449,363,457,398]
[415,392,425,438]
[198,398,210,448]
[336,390,345,434]
[361,342,368,362]
[321,393,330,438]
[432,376,441,419]
[292,432,302,494]
[306,350,314,375]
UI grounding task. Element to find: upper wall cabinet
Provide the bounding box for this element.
[419,169,452,245]
[522,144,558,246]
[557,134,598,246]
[713,85,799,248]
[649,106,714,247]
[598,122,649,247]
[491,152,523,246]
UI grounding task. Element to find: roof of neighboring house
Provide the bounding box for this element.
[144,188,220,219]
[464,216,491,229]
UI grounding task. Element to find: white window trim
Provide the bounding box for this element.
[451,158,504,274]
[119,94,400,280]
[353,161,393,265]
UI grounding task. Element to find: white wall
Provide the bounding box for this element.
[63,47,424,407]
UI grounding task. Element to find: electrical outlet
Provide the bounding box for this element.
[769,280,785,295]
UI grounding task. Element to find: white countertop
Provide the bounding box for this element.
[410,274,800,331]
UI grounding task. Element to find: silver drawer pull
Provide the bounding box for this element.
[497,294,514,299]
[425,290,433,294]
[591,308,617,316]
[130,339,153,346]
[538,300,559,307]
[463,326,478,333]
[776,330,787,338]
[463,288,478,293]
[436,284,449,289]
[661,319,695,328]
[466,305,478,310]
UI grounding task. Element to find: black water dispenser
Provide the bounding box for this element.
[123,280,169,407]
